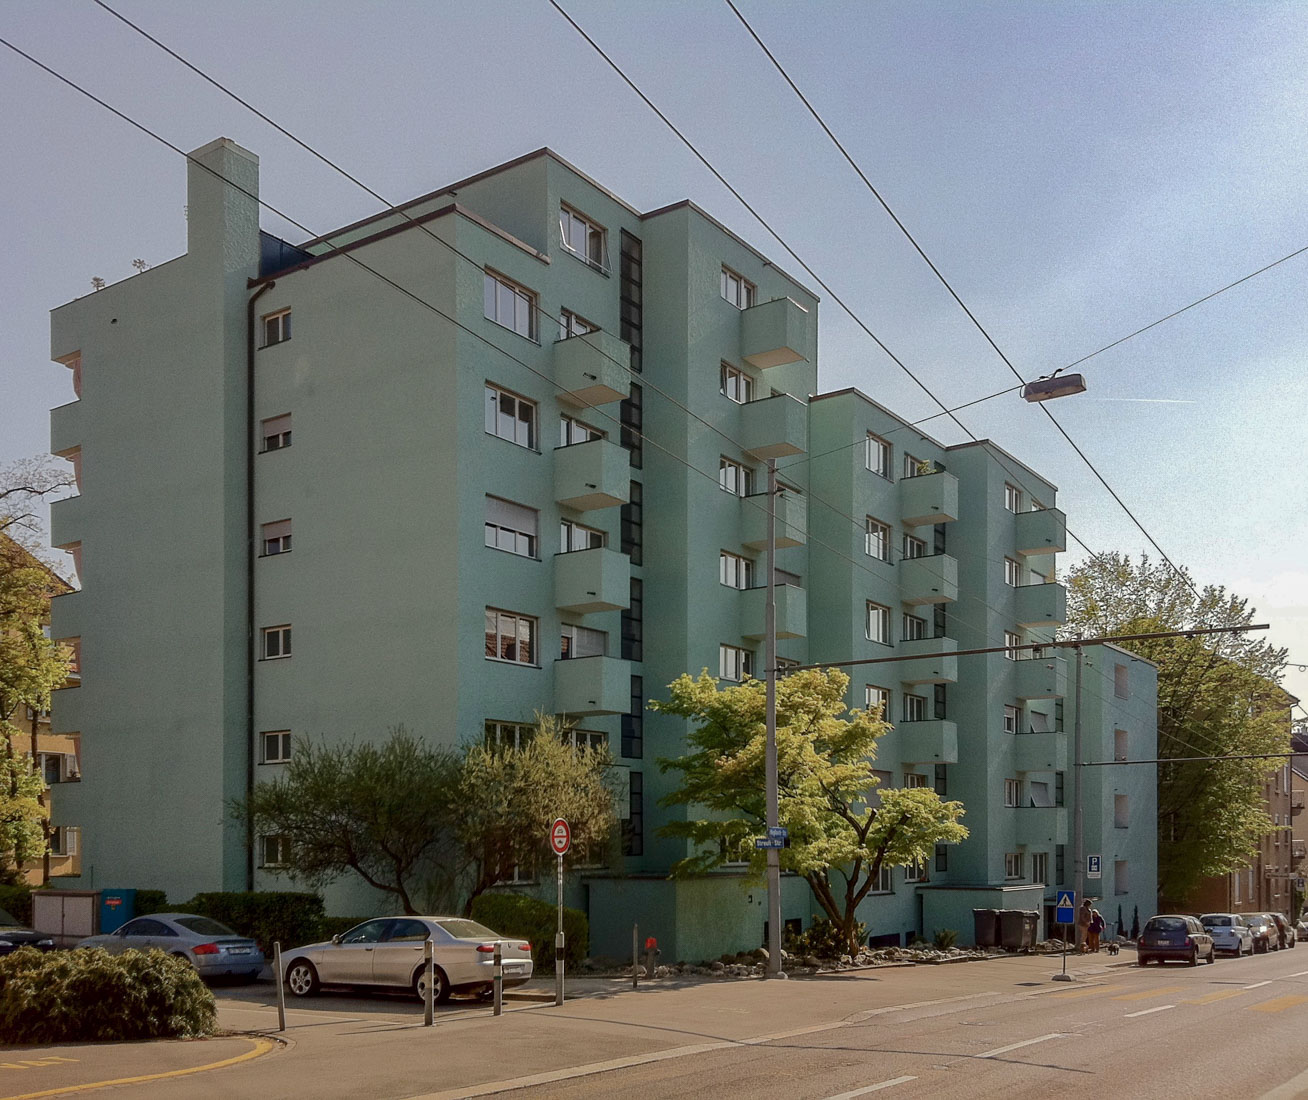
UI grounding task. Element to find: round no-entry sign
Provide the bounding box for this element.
[550,818,571,856]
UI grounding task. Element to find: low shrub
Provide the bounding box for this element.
[471,893,588,969]
[784,916,865,959]
[0,886,32,926]
[932,928,958,949]
[182,892,325,954]
[0,947,215,1043]
[134,890,169,917]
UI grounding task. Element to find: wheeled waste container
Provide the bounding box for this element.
[999,908,1039,950]
[972,908,1000,948]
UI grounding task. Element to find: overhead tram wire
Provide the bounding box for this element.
[74,3,1092,636]
[722,0,1245,609]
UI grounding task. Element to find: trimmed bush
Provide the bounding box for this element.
[0,947,215,1043]
[784,916,866,959]
[134,889,169,917]
[0,886,33,926]
[183,892,325,954]
[471,893,588,969]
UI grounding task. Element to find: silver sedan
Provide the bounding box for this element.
[78,913,265,980]
[282,916,533,1002]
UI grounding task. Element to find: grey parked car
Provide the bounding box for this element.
[282,916,533,1002]
[78,913,265,980]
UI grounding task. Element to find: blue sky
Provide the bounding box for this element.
[3,0,1305,703]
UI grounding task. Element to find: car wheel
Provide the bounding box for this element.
[1207,947,1216,964]
[285,960,320,997]
[413,965,451,1005]
[1138,956,1150,967]
[1188,948,1199,967]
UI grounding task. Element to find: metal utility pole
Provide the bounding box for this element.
[1072,642,1085,913]
[764,458,782,979]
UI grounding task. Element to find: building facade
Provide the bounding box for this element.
[45,139,1156,959]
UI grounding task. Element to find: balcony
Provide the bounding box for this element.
[554,439,630,512]
[1014,655,1068,700]
[553,547,630,614]
[741,489,806,550]
[1016,806,1069,846]
[50,682,84,735]
[900,554,958,605]
[740,297,810,369]
[897,637,958,685]
[739,394,807,460]
[1014,582,1067,628]
[741,583,807,641]
[1015,731,1068,773]
[553,330,630,408]
[49,589,84,640]
[1291,792,1305,816]
[553,655,631,716]
[1014,507,1067,556]
[900,470,959,527]
[49,493,85,550]
[50,399,82,457]
[896,719,958,765]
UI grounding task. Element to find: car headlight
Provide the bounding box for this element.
[0,940,12,947]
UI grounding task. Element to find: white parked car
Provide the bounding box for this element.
[1199,913,1253,957]
[77,913,265,980]
[282,916,533,1002]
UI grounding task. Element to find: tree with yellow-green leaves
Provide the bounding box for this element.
[654,667,968,955]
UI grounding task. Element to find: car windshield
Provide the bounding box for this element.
[1201,915,1232,927]
[175,917,239,937]
[435,919,497,941]
[1146,917,1188,932]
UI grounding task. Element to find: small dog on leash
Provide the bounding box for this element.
[1105,941,1120,956]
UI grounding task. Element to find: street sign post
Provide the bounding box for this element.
[549,818,570,1006]
[1053,891,1077,982]
[1086,855,1101,880]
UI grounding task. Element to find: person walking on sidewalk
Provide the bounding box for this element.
[1088,907,1106,953]
[1076,898,1093,953]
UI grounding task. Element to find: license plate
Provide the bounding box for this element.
[226,948,251,955]
[504,962,525,971]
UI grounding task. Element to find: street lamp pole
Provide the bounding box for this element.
[1072,641,1085,922]
[764,458,782,979]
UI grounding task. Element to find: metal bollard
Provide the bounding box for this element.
[424,938,434,1026]
[493,942,503,1017]
[273,942,285,1032]
[632,923,639,990]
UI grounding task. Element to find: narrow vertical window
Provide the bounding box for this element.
[559,206,609,270]
[720,265,756,308]
[483,271,538,340]
[1004,630,1022,659]
[261,625,292,659]
[1004,483,1023,513]
[865,517,890,561]
[484,383,536,448]
[262,309,291,347]
[720,362,754,403]
[866,602,891,644]
[1004,557,1021,586]
[866,434,891,478]
[719,457,753,496]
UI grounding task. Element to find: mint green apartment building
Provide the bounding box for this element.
[45,138,1157,959]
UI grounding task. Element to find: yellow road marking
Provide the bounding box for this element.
[1113,986,1184,1002]
[1183,990,1245,1005]
[1049,987,1105,999]
[0,1036,274,1100]
[1248,995,1308,1014]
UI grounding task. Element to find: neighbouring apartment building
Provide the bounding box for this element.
[44,138,1157,959]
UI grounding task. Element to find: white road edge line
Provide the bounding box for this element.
[1124,1005,1174,1018]
[975,1033,1068,1059]
[824,1075,918,1099]
[1244,981,1274,989]
[1287,971,1308,978]
[1261,1064,1308,1099]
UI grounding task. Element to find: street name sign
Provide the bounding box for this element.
[754,837,785,850]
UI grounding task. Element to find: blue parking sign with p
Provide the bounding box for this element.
[1055,891,1076,924]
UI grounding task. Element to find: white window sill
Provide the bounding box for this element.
[259,655,292,662]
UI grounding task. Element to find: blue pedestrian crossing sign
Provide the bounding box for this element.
[1055,891,1076,924]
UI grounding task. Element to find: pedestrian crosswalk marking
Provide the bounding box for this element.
[1183,990,1245,1005]
[1113,986,1184,1001]
[1248,995,1308,1014]
[1049,987,1104,999]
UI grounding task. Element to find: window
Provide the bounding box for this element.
[1028,780,1053,807]
[620,230,643,373]
[1031,852,1048,884]
[485,721,534,749]
[720,551,754,590]
[260,834,291,868]
[485,497,538,558]
[719,644,753,682]
[935,843,949,873]
[559,309,596,340]
[561,624,607,660]
[621,674,643,757]
[260,413,292,452]
[1114,662,1130,699]
[903,772,927,789]
[904,859,926,883]
[261,625,291,660]
[1005,852,1023,879]
[902,534,926,559]
[50,826,80,858]
[902,612,926,641]
[483,271,538,339]
[866,602,891,644]
[872,864,893,892]
[1003,705,1021,734]
[262,309,291,347]
[1004,557,1021,587]
[623,771,644,856]
[563,728,607,753]
[560,519,606,553]
[1115,794,1129,829]
[261,519,292,556]
[902,693,927,722]
[866,433,891,478]
[485,609,537,665]
[720,265,756,309]
[620,383,643,467]
[1055,771,1064,807]
[865,517,891,561]
[1004,630,1022,660]
[559,415,604,447]
[485,383,536,448]
[1004,483,1023,513]
[865,685,890,716]
[903,454,921,479]
[39,753,65,785]
[560,205,608,270]
[1114,728,1128,762]
[621,480,642,564]
[719,457,753,496]
[1028,709,1053,733]
[1004,778,1022,807]
[262,731,292,764]
[1114,859,1129,896]
[621,579,643,662]
[720,362,754,404]
[934,763,947,796]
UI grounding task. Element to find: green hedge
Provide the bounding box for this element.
[0,947,215,1043]
[471,892,588,969]
[182,892,325,955]
[0,886,32,926]
[134,889,169,917]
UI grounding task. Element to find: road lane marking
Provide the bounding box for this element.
[1288,970,1308,978]
[824,1076,917,1099]
[0,1037,273,1100]
[1183,990,1245,1005]
[975,1033,1068,1059]
[1244,981,1274,990]
[1248,995,1308,1014]
[1112,986,1183,1001]
[1124,1005,1174,1018]
[1262,1064,1308,1098]
[1048,987,1104,999]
